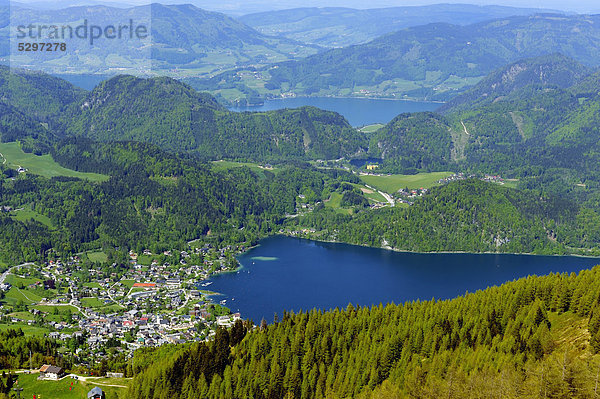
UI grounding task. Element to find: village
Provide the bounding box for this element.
[0,243,246,368]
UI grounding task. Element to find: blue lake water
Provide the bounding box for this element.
[229,97,441,127]
[52,74,111,90]
[207,236,600,323]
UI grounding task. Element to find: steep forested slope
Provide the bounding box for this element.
[439,54,591,113]
[292,179,599,255]
[63,75,367,161]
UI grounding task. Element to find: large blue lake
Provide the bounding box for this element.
[229,97,441,127]
[207,236,600,323]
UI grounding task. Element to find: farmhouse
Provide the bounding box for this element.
[39,364,66,380]
[88,386,105,399]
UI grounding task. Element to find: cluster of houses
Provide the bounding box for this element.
[397,187,429,199]
[1,244,247,364]
[437,173,470,185]
[437,173,505,185]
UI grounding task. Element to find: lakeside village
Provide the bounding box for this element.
[0,244,245,370]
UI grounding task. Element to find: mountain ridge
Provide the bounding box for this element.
[239,4,566,48]
[253,13,600,101]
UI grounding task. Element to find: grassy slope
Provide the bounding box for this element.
[0,142,108,182]
[0,323,49,336]
[211,160,280,177]
[324,192,352,215]
[81,297,105,308]
[4,287,42,305]
[351,183,387,202]
[84,251,109,263]
[10,207,56,229]
[360,171,454,193]
[16,373,127,399]
[358,124,385,133]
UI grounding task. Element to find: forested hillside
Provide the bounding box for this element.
[439,54,591,113]
[356,54,600,209]
[0,138,362,265]
[291,179,600,255]
[126,264,600,398]
[62,75,367,161]
[0,69,367,161]
[367,112,453,172]
[0,66,83,153]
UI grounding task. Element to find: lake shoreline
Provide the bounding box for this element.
[228,96,442,126]
[207,235,600,324]
[275,233,600,260]
[261,95,447,104]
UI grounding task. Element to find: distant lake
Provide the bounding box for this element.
[52,74,111,90]
[207,236,600,323]
[229,97,441,127]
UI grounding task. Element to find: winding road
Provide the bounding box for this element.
[365,184,395,206]
[0,263,35,284]
[460,120,470,136]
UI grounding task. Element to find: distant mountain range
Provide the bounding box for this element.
[239,4,565,48]
[2,3,320,76]
[249,13,600,101]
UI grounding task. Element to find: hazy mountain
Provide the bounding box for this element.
[3,3,320,76]
[239,4,564,48]
[9,0,135,9]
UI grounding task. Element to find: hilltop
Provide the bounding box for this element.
[63,75,366,160]
[439,53,592,113]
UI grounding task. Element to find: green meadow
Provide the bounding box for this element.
[16,373,128,399]
[360,171,454,193]
[0,142,108,182]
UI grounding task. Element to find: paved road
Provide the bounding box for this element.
[107,281,125,309]
[0,263,35,284]
[68,375,130,388]
[365,184,395,206]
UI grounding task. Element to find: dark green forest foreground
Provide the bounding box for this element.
[127,266,600,399]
